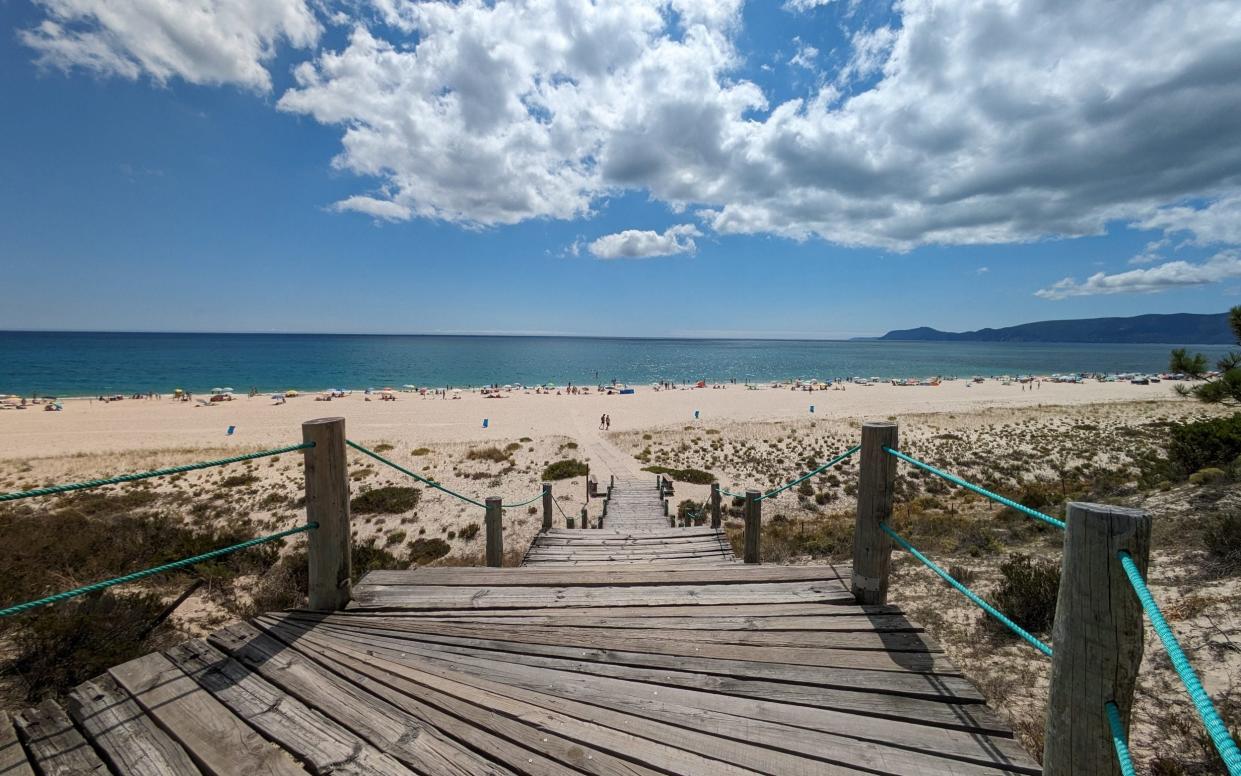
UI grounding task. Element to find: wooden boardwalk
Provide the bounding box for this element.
[3,480,1040,773]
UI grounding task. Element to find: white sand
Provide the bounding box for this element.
[0,379,1190,461]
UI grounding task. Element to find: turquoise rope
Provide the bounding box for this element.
[757,445,860,501]
[0,443,314,503]
[884,447,1066,530]
[720,488,747,499]
[881,522,1053,657]
[502,492,544,509]
[0,523,316,618]
[1105,701,1137,776]
[346,440,486,508]
[1119,551,1241,774]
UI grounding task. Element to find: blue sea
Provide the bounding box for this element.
[0,331,1232,397]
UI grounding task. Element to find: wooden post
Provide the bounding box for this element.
[710,483,721,528]
[852,421,898,605]
[1044,502,1151,775]
[485,497,503,567]
[663,498,669,517]
[580,506,589,530]
[541,483,552,531]
[303,417,352,610]
[743,490,761,563]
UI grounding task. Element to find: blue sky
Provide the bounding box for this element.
[2,0,1240,338]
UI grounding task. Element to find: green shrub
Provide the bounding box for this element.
[543,459,589,480]
[411,447,432,456]
[641,465,715,485]
[350,486,420,514]
[220,473,260,488]
[1168,414,1241,476]
[459,523,480,541]
[373,443,394,453]
[504,442,522,453]
[1204,513,1241,575]
[466,447,509,463]
[989,554,1060,634]
[385,529,407,546]
[1189,467,1227,485]
[3,591,171,701]
[409,537,451,564]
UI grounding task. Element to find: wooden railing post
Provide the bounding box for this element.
[1044,503,1151,775]
[303,417,351,610]
[852,421,898,605]
[580,506,589,530]
[541,483,552,531]
[743,489,761,564]
[710,483,721,528]
[485,496,503,567]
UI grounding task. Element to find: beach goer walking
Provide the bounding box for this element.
[599,414,606,429]
[605,414,611,430]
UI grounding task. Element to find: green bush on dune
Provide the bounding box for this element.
[542,459,589,480]
[642,465,715,485]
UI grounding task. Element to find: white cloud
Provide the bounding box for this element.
[21,0,319,91]
[783,0,839,11]
[1127,239,1169,265]
[588,224,701,259]
[333,195,412,221]
[28,0,1241,253]
[1035,250,1241,299]
[788,39,819,71]
[1135,195,1241,247]
[976,266,989,274]
[272,0,1241,251]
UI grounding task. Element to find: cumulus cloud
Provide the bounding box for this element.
[1135,195,1241,247]
[271,0,1241,250]
[28,0,1241,253]
[21,0,319,91]
[1127,239,1169,266]
[588,224,701,259]
[1035,251,1241,299]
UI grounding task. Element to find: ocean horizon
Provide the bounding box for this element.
[1,330,1231,398]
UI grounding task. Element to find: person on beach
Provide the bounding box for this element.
[605,414,611,430]
[599,414,606,429]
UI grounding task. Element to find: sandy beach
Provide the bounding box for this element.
[0,378,1193,460]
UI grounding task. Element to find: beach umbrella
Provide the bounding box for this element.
[211,387,225,394]
[222,387,234,393]
[270,394,283,399]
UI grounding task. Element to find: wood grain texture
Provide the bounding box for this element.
[853,421,898,604]
[1044,502,1150,776]
[303,417,352,611]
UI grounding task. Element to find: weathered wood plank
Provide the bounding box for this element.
[67,673,201,775]
[13,700,109,775]
[109,652,308,775]
[336,630,1038,775]
[207,623,513,775]
[166,638,414,775]
[254,621,679,776]
[0,711,36,776]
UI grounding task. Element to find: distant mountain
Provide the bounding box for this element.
[875,312,1232,345]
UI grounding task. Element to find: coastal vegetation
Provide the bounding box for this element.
[542,458,589,480]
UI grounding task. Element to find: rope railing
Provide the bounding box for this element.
[1118,551,1241,773]
[502,492,545,509]
[880,521,1053,657]
[346,440,543,511]
[883,447,1067,530]
[0,523,317,618]
[757,445,860,501]
[719,444,860,502]
[1105,701,1137,776]
[0,442,315,503]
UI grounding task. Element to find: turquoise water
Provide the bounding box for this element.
[0,331,1231,397]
